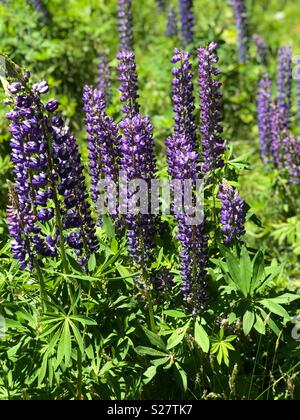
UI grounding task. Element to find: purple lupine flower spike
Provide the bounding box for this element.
[257,74,272,163]
[170,49,196,145]
[29,0,52,25]
[117,0,134,51]
[166,6,178,38]
[296,56,300,132]
[277,46,293,130]
[98,51,111,105]
[218,182,246,244]
[178,0,194,46]
[83,86,120,205]
[167,51,208,315]
[280,134,300,184]
[269,100,284,168]
[253,34,268,65]
[117,50,140,118]
[230,0,250,64]
[119,114,157,267]
[50,116,97,266]
[198,42,226,173]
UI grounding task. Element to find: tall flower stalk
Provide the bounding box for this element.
[98,51,111,105]
[198,42,226,173]
[5,76,97,271]
[117,50,140,118]
[257,74,272,163]
[166,6,178,38]
[117,0,134,52]
[230,0,250,64]
[277,46,292,130]
[178,0,194,46]
[167,50,208,316]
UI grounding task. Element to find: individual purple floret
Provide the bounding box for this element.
[117,50,140,118]
[230,0,249,64]
[198,42,226,173]
[296,56,300,132]
[253,34,268,65]
[119,114,157,267]
[117,0,134,51]
[98,51,111,105]
[257,74,272,163]
[166,6,178,38]
[218,182,246,244]
[178,0,194,46]
[83,86,120,205]
[277,46,292,130]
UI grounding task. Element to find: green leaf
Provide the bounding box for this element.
[243,311,255,336]
[144,329,167,351]
[57,321,72,366]
[251,250,264,294]
[135,346,167,357]
[267,293,300,305]
[163,310,187,319]
[87,254,96,272]
[194,321,210,353]
[260,299,290,320]
[175,363,187,392]
[254,314,266,335]
[70,316,97,326]
[144,366,157,384]
[102,215,115,239]
[240,246,253,297]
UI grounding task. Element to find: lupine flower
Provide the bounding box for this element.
[269,100,284,168]
[117,0,134,51]
[167,51,208,316]
[119,114,157,267]
[280,134,300,184]
[170,49,196,146]
[257,74,272,163]
[230,0,250,64]
[6,76,96,269]
[166,6,178,38]
[253,34,268,65]
[50,116,97,266]
[83,86,120,205]
[117,50,140,118]
[98,51,111,105]
[296,56,300,131]
[178,0,194,46]
[156,0,165,11]
[28,0,52,25]
[198,42,226,173]
[218,182,246,244]
[277,46,292,130]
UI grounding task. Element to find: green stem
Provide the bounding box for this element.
[33,261,47,312]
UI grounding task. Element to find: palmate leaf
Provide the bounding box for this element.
[194,321,210,353]
[243,310,255,336]
[144,328,167,351]
[57,320,72,366]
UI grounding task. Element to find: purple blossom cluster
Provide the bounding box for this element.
[230,0,250,64]
[178,0,194,46]
[198,43,226,173]
[218,182,246,244]
[83,86,120,204]
[29,0,52,25]
[117,50,140,118]
[257,74,272,163]
[117,0,134,52]
[167,50,208,315]
[277,46,292,130]
[253,34,268,65]
[166,6,178,38]
[6,77,96,269]
[98,51,111,105]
